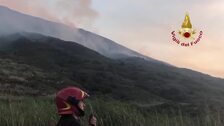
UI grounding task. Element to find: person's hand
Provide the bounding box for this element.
[89,114,97,126]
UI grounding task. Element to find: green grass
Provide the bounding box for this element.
[0,96,223,126]
[0,96,57,126]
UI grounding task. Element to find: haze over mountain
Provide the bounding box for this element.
[0,5,160,62]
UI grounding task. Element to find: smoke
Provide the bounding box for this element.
[0,0,58,22]
[56,0,99,28]
[0,0,99,28]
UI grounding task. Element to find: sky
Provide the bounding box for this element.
[0,0,224,78]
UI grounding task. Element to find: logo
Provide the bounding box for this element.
[171,13,203,47]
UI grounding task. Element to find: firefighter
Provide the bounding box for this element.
[56,87,97,126]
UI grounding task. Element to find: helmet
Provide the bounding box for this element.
[56,87,89,116]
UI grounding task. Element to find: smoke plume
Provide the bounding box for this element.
[0,0,99,28]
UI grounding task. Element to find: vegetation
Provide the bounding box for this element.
[0,96,224,126]
[1,33,224,126]
[0,33,224,104]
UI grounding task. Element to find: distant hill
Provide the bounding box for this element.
[0,5,163,63]
[1,33,224,105]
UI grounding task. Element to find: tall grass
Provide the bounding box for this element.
[0,96,223,126]
[0,96,57,126]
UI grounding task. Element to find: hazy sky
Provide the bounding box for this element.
[0,0,224,78]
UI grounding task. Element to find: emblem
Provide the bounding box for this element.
[171,13,203,47]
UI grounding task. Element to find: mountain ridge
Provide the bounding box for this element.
[0,5,168,65]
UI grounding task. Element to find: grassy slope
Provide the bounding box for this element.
[1,33,224,126]
[0,33,224,105]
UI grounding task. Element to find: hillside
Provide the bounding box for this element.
[0,5,162,62]
[1,33,224,105]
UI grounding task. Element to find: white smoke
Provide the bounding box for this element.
[0,0,99,28]
[55,0,99,28]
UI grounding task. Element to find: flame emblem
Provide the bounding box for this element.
[178,13,196,39]
[171,12,203,47]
